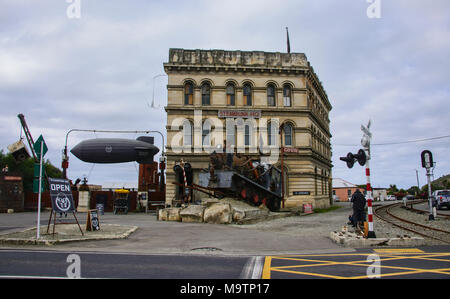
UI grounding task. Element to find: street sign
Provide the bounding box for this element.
[34,163,46,178]
[33,135,48,159]
[33,178,45,193]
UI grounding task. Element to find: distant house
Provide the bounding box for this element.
[372,188,388,201]
[332,178,387,201]
[332,178,360,202]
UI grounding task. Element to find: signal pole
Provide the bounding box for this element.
[361,120,376,238]
[421,150,434,221]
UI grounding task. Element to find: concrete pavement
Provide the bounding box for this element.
[0,204,355,256]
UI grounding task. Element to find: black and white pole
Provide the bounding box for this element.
[361,120,376,238]
[421,150,434,221]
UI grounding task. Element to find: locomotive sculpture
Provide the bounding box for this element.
[174,148,283,212]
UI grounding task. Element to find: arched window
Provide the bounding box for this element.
[283,123,293,146]
[245,124,251,146]
[183,120,193,146]
[184,82,194,105]
[267,122,276,146]
[267,84,276,106]
[202,119,211,147]
[201,83,211,105]
[226,83,235,106]
[243,84,252,106]
[283,84,292,107]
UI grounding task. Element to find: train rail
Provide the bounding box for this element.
[404,199,450,219]
[373,201,450,245]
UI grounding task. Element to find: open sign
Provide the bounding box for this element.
[48,178,75,213]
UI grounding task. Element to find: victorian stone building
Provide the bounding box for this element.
[163,48,332,209]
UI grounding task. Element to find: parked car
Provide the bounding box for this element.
[402,195,415,201]
[433,190,450,210]
[386,195,396,201]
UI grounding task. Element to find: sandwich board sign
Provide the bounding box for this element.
[48,178,75,213]
[46,178,83,236]
[86,209,100,231]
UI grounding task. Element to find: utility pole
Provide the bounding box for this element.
[415,169,420,196]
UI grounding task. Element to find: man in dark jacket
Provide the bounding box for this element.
[351,189,366,228]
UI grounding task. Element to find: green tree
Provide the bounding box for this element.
[387,184,398,195]
[407,186,419,195]
[0,150,62,191]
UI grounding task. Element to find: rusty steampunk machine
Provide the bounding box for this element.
[173,150,283,212]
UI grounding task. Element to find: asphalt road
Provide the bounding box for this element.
[2,246,450,280]
[0,249,250,279]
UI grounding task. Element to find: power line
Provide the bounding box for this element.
[333,134,450,147]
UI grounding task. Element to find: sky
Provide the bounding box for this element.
[0,0,449,190]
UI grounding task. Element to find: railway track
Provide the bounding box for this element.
[405,200,450,219]
[374,201,450,245]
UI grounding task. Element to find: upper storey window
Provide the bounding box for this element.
[184,82,194,105]
[243,84,252,106]
[226,84,235,106]
[267,84,276,107]
[283,84,292,107]
[201,83,211,105]
[283,123,293,146]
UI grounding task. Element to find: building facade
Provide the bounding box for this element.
[163,48,332,209]
[332,178,359,202]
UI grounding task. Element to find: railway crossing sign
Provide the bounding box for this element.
[361,120,372,149]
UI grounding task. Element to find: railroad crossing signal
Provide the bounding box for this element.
[339,149,367,169]
[421,150,433,169]
[421,150,435,221]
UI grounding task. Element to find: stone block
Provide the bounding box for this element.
[204,203,232,224]
[180,205,205,223]
[232,209,246,222]
[158,207,182,222]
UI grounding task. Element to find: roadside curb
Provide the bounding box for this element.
[0,224,138,246]
[329,230,425,248]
